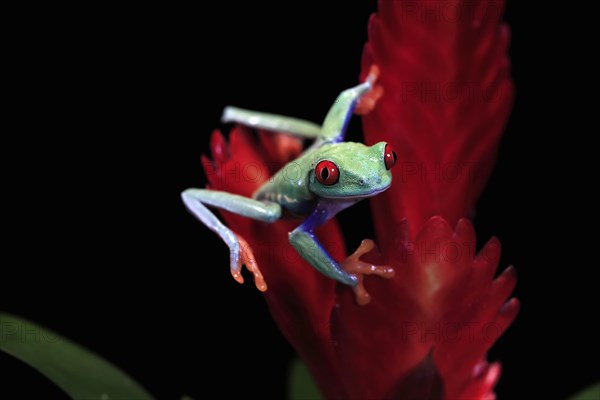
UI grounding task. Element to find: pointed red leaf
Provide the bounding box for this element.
[332,217,517,400]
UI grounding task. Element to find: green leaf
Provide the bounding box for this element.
[288,358,322,400]
[0,312,154,400]
[569,382,600,400]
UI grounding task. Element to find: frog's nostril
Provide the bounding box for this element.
[359,178,366,185]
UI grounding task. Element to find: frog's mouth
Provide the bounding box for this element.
[323,182,391,199]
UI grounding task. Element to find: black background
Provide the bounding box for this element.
[3,1,597,399]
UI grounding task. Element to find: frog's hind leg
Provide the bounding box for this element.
[222,107,322,139]
[221,64,382,146]
[181,188,281,291]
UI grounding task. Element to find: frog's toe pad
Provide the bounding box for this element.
[231,234,267,292]
[355,65,384,116]
[340,239,394,305]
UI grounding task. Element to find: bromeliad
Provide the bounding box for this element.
[183,1,517,398]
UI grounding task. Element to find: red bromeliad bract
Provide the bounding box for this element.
[201,1,516,399]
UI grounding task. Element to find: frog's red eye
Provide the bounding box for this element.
[384,143,397,170]
[315,160,340,185]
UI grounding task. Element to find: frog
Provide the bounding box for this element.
[182,66,396,305]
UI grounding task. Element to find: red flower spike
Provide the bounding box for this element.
[192,1,517,398]
[331,217,518,400]
[361,0,514,241]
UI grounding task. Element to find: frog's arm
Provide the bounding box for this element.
[319,80,372,144]
[221,70,376,144]
[181,188,281,290]
[288,203,359,286]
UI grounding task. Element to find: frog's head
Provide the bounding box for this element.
[307,141,396,199]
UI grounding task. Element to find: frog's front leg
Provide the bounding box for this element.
[181,188,282,291]
[289,225,359,286]
[340,239,395,305]
[289,208,394,305]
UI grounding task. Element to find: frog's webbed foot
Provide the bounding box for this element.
[340,239,394,305]
[355,65,384,116]
[230,233,267,292]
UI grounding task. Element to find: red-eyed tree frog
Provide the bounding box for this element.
[182,67,396,304]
